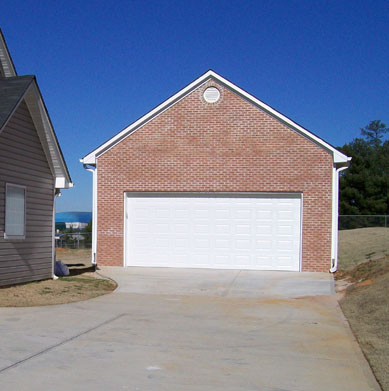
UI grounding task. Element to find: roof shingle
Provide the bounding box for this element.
[0,75,34,131]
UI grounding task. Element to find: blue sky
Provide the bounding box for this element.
[2,0,388,212]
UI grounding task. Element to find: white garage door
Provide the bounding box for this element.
[125,193,301,271]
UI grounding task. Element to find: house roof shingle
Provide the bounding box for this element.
[0,75,34,131]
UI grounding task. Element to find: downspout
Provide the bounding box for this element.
[330,164,349,273]
[52,188,61,279]
[84,164,97,266]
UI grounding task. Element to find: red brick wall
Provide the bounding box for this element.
[96,80,333,271]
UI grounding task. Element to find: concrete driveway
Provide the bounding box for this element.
[0,267,380,391]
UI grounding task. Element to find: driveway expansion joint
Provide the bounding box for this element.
[221,269,242,297]
[0,313,127,374]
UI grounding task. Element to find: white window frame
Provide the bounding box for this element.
[4,183,26,240]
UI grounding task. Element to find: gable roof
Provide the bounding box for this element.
[0,29,72,189]
[0,29,16,77]
[0,75,34,130]
[81,70,350,165]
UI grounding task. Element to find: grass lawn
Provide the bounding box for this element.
[0,248,116,307]
[0,276,116,307]
[337,228,389,391]
[56,247,92,266]
[338,227,389,270]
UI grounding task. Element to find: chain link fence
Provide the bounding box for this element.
[55,232,92,249]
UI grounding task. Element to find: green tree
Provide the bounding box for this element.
[360,120,388,148]
[339,122,389,218]
[84,219,92,232]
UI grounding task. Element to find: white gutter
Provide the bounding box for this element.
[330,163,350,273]
[84,164,97,265]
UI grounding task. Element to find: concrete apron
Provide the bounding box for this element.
[100,267,335,298]
[0,268,380,391]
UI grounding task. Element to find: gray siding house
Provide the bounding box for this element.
[0,29,72,286]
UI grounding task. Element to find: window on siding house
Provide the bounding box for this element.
[5,184,26,239]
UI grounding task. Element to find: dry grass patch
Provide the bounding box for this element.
[338,227,389,270]
[56,247,91,266]
[0,248,116,307]
[338,256,389,390]
[0,275,116,307]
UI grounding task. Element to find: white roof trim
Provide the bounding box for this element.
[81,70,350,165]
[24,81,73,189]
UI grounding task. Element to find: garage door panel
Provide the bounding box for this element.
[174,224,189,233]
[277,240,294,250]
[175,238,189,248]
[256,256,273,268]
[194,237,211,249]
[235,238,251,249]
[135,208,150,218]
[215,254,230,265]
[256,210,272,219]
[155,237,169,248]
[134,223,148,233]
[255,225,272,234]
[235,254,251,266]
[232,209,252,219]
[194,254,211,265]
[255,239,272,250]
[277,225,294,235]
[152,224,169,234]
[215,209,230,219]
[235,224,251,234]
[194,224,210,233]
[126,194,301,271]
[174,209,190,218]
[215,238,229,249]
[215,224,230,234]
[277,256,296,270]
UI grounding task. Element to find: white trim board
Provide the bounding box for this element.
[81,70,350,165]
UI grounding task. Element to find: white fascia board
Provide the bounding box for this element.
[81,70,350,164]
[55,177,66,188]
[80,155,96,165]
[55,177,74,189]
[24,82,73,189]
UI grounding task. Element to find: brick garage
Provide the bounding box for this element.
[82,71,350,272]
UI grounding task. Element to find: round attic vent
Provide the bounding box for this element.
[203,87,220,103]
